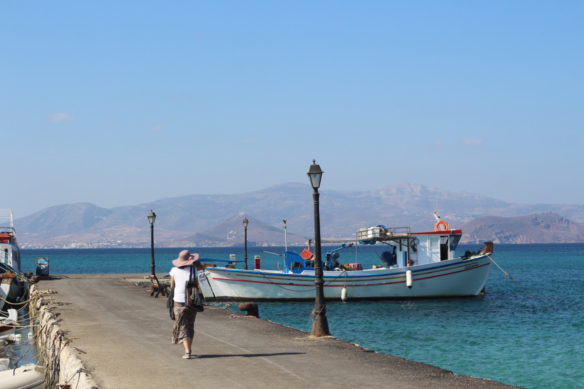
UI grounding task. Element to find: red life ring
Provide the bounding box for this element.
[434,220,449,232]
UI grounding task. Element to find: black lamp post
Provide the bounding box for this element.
[147,210,160,291]
[307,160,330,337]
[243,217,249,270]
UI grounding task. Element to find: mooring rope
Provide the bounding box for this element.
[0,321,42,329]
[0,293,39,306]
[487,255,513,280]
[64,367,89,388]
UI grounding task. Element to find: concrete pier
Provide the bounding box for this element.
[33,274,517,389]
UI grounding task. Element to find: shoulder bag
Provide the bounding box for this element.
[188,266,205,312]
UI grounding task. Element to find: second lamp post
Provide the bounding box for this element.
[147,210,161,292]
[243,217,249,270]
[307,160,330,337]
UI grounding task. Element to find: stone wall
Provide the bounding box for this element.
[29,285,100,389]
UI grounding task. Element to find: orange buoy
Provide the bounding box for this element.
[434,220,449,232]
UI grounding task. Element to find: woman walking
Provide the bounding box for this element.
[169,249,204,359]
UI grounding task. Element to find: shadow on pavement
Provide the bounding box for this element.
[197,352,304,359]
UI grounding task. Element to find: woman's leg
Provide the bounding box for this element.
[182,311,196,356]
[182,337,193,354]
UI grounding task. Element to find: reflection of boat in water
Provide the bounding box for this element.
[0,309,44,389]
[0,210,28,312]
[0,362,45,389]
[200,217,493,301]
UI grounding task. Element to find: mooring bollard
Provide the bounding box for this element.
[238,302,259,318]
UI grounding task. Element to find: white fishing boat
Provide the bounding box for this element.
[0,363,45,389]
[200,217,493,301]
[0,210,27,312]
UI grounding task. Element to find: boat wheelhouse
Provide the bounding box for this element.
[0,210,27,311]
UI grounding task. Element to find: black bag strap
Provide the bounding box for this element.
[189,266,198,289]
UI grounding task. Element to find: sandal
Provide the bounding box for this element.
[182,353,191,359]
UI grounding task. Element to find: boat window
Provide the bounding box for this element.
[440,236,449,261]
[449,235,461,251]
[379,246,397,267]
[430,237,440,261]
[409,238,418,264]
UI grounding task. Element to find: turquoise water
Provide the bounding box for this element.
[21,244,584,389]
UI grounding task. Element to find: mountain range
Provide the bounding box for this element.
[14,182,584,248]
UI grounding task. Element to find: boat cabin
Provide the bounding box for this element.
[0,232,19,272]
[357,226,462,268]
[0,210,20,273]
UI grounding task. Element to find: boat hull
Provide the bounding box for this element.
[0,364,45,389]
[0,276,28,311]
[200,255,491,301]
[0,281,10,311]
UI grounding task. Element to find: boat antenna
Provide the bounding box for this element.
[283,218,288,252]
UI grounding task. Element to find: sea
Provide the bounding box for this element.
[13,243,584,389]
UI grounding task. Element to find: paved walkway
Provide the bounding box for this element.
[38,274,517,389]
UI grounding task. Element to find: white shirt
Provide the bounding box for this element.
[170,266,197,303]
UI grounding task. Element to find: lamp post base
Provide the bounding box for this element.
[311,310,330,337]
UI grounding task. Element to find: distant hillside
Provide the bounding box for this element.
[169,214,307,247]
[460,213,584,243]
[14,182,584,248]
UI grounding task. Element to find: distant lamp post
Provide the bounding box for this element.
[307,160,330,337]
[283,218,288,252]
[243,217,249,270]
[147,210,160,292]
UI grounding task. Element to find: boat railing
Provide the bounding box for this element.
[0,226,16,234]
[384,226,411,236]
[0,209,15,232]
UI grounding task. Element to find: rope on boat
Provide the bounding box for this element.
[487,255,513,280]
[202,272,217,300]
[0,321,43,329]
[0,293,38,306]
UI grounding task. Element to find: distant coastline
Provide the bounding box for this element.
[15,183,584,249]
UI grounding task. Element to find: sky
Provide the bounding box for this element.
[1,1,583,218]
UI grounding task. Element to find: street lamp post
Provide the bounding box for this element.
[283,218,288,253]
[307,160,330,337]
[243,217,249,270]
[147,210,160,292]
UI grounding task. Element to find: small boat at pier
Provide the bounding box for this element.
[0,363,45,389]
[35,258,50,278]
[200,217,493,301]
[0,210,28,311]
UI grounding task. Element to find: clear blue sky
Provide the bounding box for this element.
[2,1,583,217]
